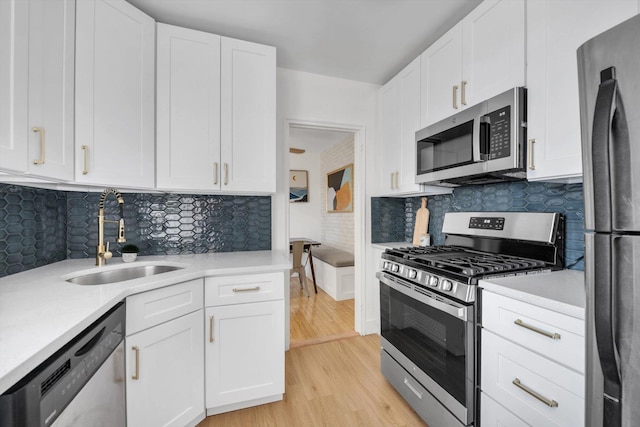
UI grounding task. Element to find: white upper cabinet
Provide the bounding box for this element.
[374,58,453,197]
[421,0,525,127]
[75,0,155,188]
[0,0,75,181]
[220,37,276,193]
[156,30,276,193]
[156,23,221,191]
[526,0,639,182]
[420,24,463,127]
[0,0,29,173]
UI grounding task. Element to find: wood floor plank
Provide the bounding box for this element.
[197,335,427,427]
[289,275,355,343]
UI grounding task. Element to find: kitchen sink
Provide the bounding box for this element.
[67,264,184,285]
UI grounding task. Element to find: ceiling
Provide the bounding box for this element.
[128,0,482,85]
[289,127,353,154]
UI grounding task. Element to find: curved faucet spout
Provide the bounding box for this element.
[97,188,126,266]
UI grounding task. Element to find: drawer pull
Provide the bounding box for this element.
[514,318,561,340]
[403,378,423,399]
[209,315,214,343]
[512,378,558,408]
[233,286,261,293]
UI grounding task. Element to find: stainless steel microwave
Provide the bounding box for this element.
[415,87,527,186]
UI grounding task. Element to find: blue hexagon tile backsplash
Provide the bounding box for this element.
[372,181,585,271]
[0,184,271,278]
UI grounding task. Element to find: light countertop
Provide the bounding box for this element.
[0,251,291,394]
[479,269,585,319]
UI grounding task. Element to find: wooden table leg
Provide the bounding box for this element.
[307,246,318,294]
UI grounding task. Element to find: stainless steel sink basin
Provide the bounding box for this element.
[67,264,184,285]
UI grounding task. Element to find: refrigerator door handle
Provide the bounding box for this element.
[592,66,632,232]
[594,234,622,426]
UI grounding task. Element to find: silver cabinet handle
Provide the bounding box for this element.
[224,163,229,185]
[512,378,558,407]
[403,378,423,399]
[233,286,261,293]
[528,139,536,170]
[461,80,468,106]
[514,318,561,340]
[209,315,214,343]
[132,346,140,380]
[81,145,89,175]
[32,127,45,164]
[213,162,218,185]
[452,85,459,109]
[395,172,399,190]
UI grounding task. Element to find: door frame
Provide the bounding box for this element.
[282,118,366,348]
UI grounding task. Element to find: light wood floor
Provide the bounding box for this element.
[289,274,357,346]
[197,334,427,427]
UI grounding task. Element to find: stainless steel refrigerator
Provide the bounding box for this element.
[578,13,640,427]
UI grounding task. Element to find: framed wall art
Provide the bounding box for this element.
[326,163,353,212]
[289,170,308,202]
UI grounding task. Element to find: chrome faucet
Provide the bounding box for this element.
[96,188,126,266]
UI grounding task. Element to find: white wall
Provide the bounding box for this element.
[320,135,354,253]
[289,151,322,241]
[274,68,380,338]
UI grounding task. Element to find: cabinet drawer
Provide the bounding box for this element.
[482,290,584,372]
[127,279,204,335]
[481,330,584,427]
[481,391,528,427]
[205,272,284,306]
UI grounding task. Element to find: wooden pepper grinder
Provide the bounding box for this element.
[412,197,430,246]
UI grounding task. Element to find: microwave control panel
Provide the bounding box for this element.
[485,106,511,159]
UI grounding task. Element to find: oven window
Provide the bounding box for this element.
[417,120,474,174]
[380,283,467,405]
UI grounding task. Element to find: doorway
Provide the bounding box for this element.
[287,122,361,347]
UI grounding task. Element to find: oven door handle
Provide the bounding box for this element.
[378,272,470,321]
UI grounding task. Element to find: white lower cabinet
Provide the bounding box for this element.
[125,280,205,427]
[204,273,285,415]
[480,289,585,427]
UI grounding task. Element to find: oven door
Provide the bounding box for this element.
[378,271,475,425]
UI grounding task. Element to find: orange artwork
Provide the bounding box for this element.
[326,164,353,212]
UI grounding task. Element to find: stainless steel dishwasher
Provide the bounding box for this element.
[0,302,126,426]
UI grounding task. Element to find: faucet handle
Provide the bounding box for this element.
[103,241,113,261]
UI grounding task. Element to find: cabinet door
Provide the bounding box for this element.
[126,310,205,427]
[526,0,638,182]
[220,37,276,193]
[0,0,29,173]
[397,57,423,193]
[75,0,155,188]
[156,23,221,191]
[461,0,525,107]
[420,23,463,127]
[376,75,402,194]
[27,0,75,181]
[205,300,284,411]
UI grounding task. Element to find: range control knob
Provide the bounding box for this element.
[429,276,439,287]
[408,269,418,279]
[392,264,400,273]
[441,280,453,291]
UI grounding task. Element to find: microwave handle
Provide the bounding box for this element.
[472,115,491,162]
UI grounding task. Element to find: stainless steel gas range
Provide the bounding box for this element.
[377,211,564,427]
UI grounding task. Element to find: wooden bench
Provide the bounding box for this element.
[308,245,354,301]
